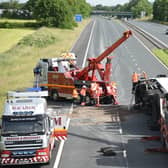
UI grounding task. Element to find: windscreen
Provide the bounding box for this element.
[2,115,46,135]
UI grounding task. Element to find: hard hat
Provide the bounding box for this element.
[82,85,86,88]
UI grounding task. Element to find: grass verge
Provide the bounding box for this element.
[153,49,168,66]
[0,28,35,53]
[0,19,91,115]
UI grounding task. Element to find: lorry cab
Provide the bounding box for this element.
[0,90,56,165]
[34,53,77,100]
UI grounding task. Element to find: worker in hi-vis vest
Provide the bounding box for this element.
[132,72,140,93]
[95,85,102,106]
[141,71,147,79]
[80,85,87,106]
[72,88,79,104]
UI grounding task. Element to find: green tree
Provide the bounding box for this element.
[77,0,91,17]
[33,0,76,28]
[130,0,152,18]
[24,0,36,17]
[153,0,168,21]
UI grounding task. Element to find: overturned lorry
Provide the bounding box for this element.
[133,75,168,148]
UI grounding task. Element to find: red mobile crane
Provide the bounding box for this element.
[35,30,132,104]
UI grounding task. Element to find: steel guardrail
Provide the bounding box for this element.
[123,21,168,49]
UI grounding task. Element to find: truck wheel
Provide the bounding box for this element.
[85,95,91,105]
[103,96,113,104]
[160,132,166,147]
[52,90,59,101]
[151,94,160,127]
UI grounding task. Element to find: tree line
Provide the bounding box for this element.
[93,0,168,22]
[0,0,91,28]
[0,0,167,25]
[153,0,168,22]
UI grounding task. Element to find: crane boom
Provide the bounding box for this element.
[95,30,132,63]
[76,30,132,80]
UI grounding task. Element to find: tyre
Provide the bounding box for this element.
[151,94,160,125]
[51,90,59,101]
[160,132,166,147]
[85,94,91,105]
[103,96,113,104]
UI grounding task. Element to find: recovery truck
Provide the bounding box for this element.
[0,88,67,166]
[34,30,132,105]
[133,75,168,151]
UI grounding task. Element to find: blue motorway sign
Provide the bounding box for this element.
[75,14,82,22]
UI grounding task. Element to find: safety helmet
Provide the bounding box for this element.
[82,85,86,88]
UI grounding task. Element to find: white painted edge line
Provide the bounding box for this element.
[82,20,96,68]
[53,104,73,168]
[121,22,168,70]
[70,20,93,52]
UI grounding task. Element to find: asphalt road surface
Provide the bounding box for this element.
[59,17,168,168]
[5,17,168,168]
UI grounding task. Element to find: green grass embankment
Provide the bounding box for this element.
[153,49,168,66]
[0,29,35,53]
[0,19,91,115]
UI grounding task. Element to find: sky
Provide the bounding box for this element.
[0,0,155,6]
[86,0,155,6]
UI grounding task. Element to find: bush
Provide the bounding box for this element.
[0,21,41,28]
[17,27,57,48]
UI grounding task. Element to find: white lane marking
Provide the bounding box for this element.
[123,150,127,158]
[116,111,129,168]
[53,104,73,168]
[82,20,96,68]
[70,21,91,52]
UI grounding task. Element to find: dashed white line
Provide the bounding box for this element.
[116,111,129,168]
[137,67,141,71]
[123,150,127,158]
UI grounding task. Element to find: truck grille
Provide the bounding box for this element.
[5,140,43,149]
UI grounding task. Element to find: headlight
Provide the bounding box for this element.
[1,151,11,158]
[1,153,10,157]
[38,152,47,155]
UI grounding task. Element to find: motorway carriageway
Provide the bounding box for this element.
[5,17,168,168]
